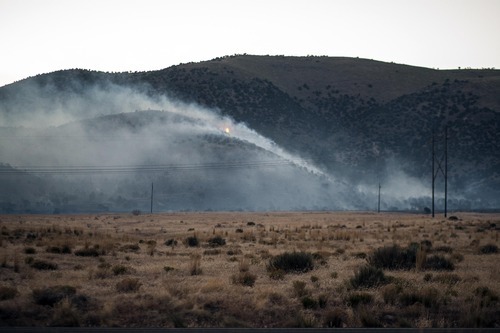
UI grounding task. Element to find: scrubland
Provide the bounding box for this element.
[0,211,498,328]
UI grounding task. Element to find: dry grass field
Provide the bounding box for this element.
[0,211,498,328]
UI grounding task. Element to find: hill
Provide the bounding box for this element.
[0,55,499,212]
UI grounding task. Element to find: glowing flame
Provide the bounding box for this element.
[224,127,230,135]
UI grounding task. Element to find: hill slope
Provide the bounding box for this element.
[1,55,499,212]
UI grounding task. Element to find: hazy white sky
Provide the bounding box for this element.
[1,0,499,87]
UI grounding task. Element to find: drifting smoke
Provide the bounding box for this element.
[1,79,484,213]
[0,81,351,213]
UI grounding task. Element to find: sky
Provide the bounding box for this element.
[0,0,499,87]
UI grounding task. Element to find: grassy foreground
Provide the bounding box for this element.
[0,211,498,328]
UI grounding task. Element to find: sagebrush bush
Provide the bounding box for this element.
[232,271,257,287]
[112,264,128,275]
[24,247,36,254]
[323,307,347,328]
[116,278,141,293]
[31,259,58,270]
[301,296,318,309]
[292,280,308,297]
[268,251,314,273]
[185,236,199,247]
[0,286,18,300]
[423,255,454,271]
[207,235,226,247]
[350,265,388,289]
[33,285,76,306]
[74,247,100,257]
[347,292,374,307]
[398,287,440,308]
[368,245,416,270]
[479,244,498,254]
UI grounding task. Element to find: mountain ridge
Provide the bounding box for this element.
[1,55,499,212]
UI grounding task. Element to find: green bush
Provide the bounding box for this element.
[368,245,416,270]
[33,285,76,306]
[268,251,314,273]
[350,265,388,289]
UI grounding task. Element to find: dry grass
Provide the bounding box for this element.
[0,211,499,328]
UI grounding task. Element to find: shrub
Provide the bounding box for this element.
[33,285,76,306]
[131,209,141,216]
[479,244,498,254]
[423,255,454,271]
[203,249,221,255]
[165,239,177,246]
[324,308,347,328]
[292,280,308,297]
[399,287,440,308]
[0,286,18,300]
[31,259,58,270]
[350,265,388,289]
[432,273,461,284]
[207,236,226,247]
[347,292,374,307]
[232,271,257,287]
[185,236,199,247]
[301,296,318,309]
[112,264,128,275]
[368,245,416,270]
[434,245,453,253]
[163,266,175,272]
[24,247,36,254]
[74,247,100,257]
[474,286,499,307]
[190,254,202,275]
[119,244,140,252]
[268,251,314,273]
[116,278,141,293]
[46,245,72,254]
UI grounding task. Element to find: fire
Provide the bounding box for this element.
[224,127,231,135]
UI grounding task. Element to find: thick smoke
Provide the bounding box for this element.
[0,81,354,213]
[1,79,482,213]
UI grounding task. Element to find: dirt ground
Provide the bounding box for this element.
[0,211,499,327]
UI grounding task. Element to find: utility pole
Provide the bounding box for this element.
[432,133,435,218]
[150,182,154,214]
[377,183,381,213]
[444,126,448,217]
[431,127,448,218]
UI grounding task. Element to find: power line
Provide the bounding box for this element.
[0,160,295,175]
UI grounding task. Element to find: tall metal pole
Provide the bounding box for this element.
[150,182,154,214]
[378,183,381,213]
[444,127,448,217]
[432,133,435,218]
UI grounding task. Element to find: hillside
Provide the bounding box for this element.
[1,55,499,212]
